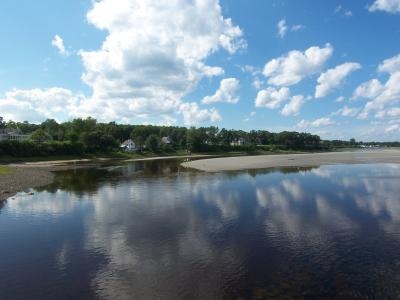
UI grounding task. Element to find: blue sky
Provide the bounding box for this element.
[1,0,400,141]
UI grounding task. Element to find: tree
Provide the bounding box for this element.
[0,116,5,129]
[40,119,60,140]
[145,134,160,152]
[30,128,52,143]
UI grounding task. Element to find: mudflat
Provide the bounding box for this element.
[181,149,400,172]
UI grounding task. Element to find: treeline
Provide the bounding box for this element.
[0,117,327,157]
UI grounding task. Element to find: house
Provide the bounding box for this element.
[120,139,136,151]
[161,136,171,144]
[0,128,30,142]
[230,137,245,146]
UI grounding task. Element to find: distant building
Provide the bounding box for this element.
[0,129,30,142]
[120,139,136,151]
[230,138,245,146]
[161,136,171,144]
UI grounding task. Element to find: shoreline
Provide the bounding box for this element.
[0,168,55,202]
[0,154,218,202]
[181,150,400,172]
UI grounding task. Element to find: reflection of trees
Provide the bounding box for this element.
[35,168,119,196]
[36,159,200,196]
[0,199,6,211]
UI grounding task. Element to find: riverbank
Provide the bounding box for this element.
[181,149,400,172]
[0,154,221,202]
[0,167,55,202]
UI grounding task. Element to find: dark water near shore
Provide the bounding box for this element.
[1,160,400,299]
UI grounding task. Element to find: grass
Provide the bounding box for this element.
[0,165,13,176]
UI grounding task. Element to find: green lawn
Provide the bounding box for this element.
[0,165,13,176]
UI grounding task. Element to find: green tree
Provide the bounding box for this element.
[0,116,5,129]
[30,128,52,143]
[145,134,160,152]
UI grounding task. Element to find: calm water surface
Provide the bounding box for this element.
[1,160,400,299]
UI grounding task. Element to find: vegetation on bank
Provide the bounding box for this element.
[0,116,398,160]
[0,166,12,175]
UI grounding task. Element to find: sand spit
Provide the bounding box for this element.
[181,150,400,172]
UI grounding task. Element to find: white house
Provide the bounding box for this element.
[161,136,171,144]
[120,139,136,151]
[0,129,30,142]
[230,137,245,146]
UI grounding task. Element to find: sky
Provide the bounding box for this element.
[0,0,400,141]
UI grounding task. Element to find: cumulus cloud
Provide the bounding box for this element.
[202,78,240,104]
[298,117,335,128]
[315,62,361,98]
[179,102,222,126]
[352,79,384,100]
[255,87,290,109]
[0,88,85,123]
[368,0,400,13]
[281,95,305,116]
[354,53,400,119]
[378,54,400,73]
[2,1,246,124]
[51,34,69,56]
[332,105,360,117]
[263,44,333,86]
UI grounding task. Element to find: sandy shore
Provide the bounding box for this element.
[1,160,102,202]
[0,168,55,202]
[181,150,400,172]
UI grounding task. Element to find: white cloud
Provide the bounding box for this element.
[378,54,400,74]
[335,5,353,17]
[277,19,304,38]
[385,124,400,133]
[51,34,69,56]
[332,105,360,117]
[281,95,305,116]
[368,0,400,13]
[335,96,345,102]
[0,88,85,123]
[179,102,221,126]
[291,24,305,32]
[252,77,263,90]
[352,79,384,100]
[2,1,246,124]
[263,44,333,86]
[315,62,361,98]
[354,53,400,119]
[255,87,290,109]
[344,10,353,16]
[202,78,240,104]
[298,117,335,128]
[387,107,400,117]
[277,19,287,38]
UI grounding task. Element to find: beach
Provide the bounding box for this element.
[181,149,400,172]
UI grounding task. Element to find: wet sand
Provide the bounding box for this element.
[181,149,400,172]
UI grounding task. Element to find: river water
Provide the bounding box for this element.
[1,159,400,299]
